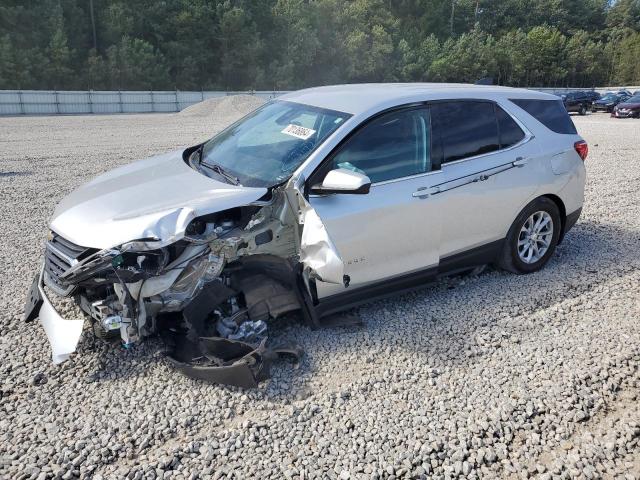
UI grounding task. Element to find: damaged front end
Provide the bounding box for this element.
[25,183,343,388]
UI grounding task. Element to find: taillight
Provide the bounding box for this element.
[574,140,588,161]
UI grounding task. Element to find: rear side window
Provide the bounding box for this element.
[510,99,577,134]
[496,106,525,148]
[432,101,499,163]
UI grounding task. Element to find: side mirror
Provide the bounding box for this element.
[311,168,371,195]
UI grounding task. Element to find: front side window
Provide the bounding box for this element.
[431,101,500,163]
[329,107,432,183]
[199,101,351,187]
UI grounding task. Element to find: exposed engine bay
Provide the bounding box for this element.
[25,178,346,388]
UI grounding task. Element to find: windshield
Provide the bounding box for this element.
[198,100,351,188]
[601,93,617,101]
[626,95,640,103]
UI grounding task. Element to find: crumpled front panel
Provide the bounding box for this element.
[299,206,344,284]
[288,175,344,285]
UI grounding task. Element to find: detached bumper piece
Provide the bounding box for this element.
[167,336,302,389]
[24,271,85,364]
[24,274,44,323]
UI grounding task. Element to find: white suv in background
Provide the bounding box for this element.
[25,84,586,387]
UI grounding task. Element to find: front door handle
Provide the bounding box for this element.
[412,186,440,199]
[513,157,530,167]
[473,174,490,182]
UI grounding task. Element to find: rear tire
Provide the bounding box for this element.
[497,197,562,274]
[579,105,587,115]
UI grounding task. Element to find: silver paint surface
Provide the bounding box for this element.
[50,150,267,249]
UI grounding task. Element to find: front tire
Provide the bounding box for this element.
[497,197,562,274]
[579,105,587,115]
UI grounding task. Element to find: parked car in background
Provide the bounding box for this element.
[24,84,587,387]
[592,92,631,112]
[613,94,640,118]
[581,90,601,101]
[561,91,591,115]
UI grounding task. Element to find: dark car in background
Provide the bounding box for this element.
[613,94,640,118]
[561,91,591,115]
[592,92,631,112]
[581,90,601,101]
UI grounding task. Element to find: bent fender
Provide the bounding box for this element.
[287,175,344,285]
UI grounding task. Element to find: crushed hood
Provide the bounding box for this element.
[50,150,267,249]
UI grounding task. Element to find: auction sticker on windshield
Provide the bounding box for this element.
[281,124,316,140]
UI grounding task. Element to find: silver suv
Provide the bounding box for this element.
[25,84,587,387]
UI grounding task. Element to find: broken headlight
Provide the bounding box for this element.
[120,238,165,252]
[111,248,169,280]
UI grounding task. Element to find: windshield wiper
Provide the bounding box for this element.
[200,161,241,186]
[195,145,240,185]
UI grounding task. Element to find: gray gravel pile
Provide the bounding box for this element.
[178,95,266,119]
[0,111,639,480]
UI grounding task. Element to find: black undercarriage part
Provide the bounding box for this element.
[164,276,303,388]
[167,336,302,389]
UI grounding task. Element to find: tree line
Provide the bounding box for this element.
[1,0,639,91]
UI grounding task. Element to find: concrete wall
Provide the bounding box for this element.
[0,90,287,116]
[1,86,638,116]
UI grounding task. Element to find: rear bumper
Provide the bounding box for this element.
[565,104,587,112]
[564,207,582,236]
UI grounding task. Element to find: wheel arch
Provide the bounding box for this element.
[540,193,567,244]
[497,193,566,274]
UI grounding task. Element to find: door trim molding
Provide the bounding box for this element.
[315,238,504,318]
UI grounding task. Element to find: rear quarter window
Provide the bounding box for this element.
[510,99,577,135]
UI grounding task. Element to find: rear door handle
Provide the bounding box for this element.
[412,186,440,199]
[513,157,530,167]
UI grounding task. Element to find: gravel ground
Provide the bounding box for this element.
[0,108,639,480]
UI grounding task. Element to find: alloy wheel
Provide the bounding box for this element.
[517,211,554,264]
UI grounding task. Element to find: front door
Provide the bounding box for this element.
[307,105,443,298]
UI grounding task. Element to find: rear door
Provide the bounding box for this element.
[426,100,541,259]
[308,105,444,298]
